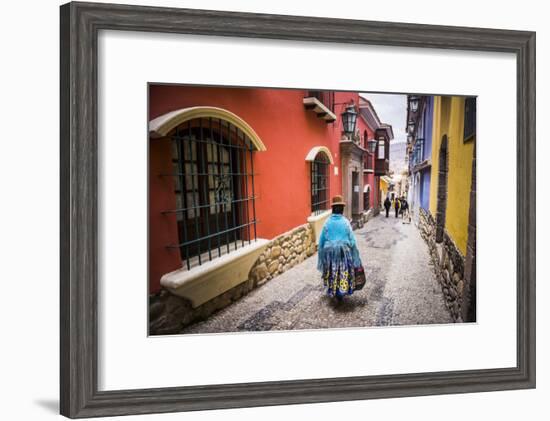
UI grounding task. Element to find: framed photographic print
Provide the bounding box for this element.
[60,1,536,418]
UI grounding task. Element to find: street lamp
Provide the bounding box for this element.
[409,95,420,113]
[341,105,358,138]
[407,120,415,134]
[367,138,377,153]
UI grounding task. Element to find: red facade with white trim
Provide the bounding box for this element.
[149,86,391,293]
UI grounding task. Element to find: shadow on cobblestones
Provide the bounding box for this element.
[181,214,453,334]
[364,267,384,301]
[321,295,369,313]
[376,297,395,326]
[236,285,317,331]
[363,224,408,249]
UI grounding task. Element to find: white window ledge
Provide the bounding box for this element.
[160,238,270,308]
[303,97,337,122]
[307,210,332,244]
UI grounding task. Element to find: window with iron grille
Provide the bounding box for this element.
[463,97,476,142]
[311,153,330,215]
[414,138,424,166]
[167,117,258,270]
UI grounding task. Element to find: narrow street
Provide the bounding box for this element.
[182,214,452,334]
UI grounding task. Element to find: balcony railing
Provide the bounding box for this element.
[375,159,389,175]
[364,155,374,172]
[411,138,425,167]
[307,91,334,112]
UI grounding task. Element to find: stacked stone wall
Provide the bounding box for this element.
[418,208,468,322]
[248,224,316,286]
[150,223,316,334]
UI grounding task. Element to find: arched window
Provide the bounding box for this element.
[305,147,334,215]
[435,135,449,243]
[168,116,260,269]
[311,152,331,215]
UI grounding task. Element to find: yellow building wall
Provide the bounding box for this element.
[429,96,475,256]
[380,178,389,200]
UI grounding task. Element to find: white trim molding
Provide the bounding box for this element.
[302,96,337,122]
[149,106,267,152]
[307,210,332,244]
[305,146,335,164]
[161,239,270,308]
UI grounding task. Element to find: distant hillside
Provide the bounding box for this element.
[390,141,407,175]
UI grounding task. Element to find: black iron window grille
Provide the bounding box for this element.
[163,117,258,270]
[413,138,425,166]
[311,153,330,215]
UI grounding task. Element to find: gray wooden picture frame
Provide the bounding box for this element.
[60,1,536,418]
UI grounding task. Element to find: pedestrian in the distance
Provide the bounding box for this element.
[384,196,391,218]
[400,197,410,223]
[394,195,400,218]
[317,196,363,300]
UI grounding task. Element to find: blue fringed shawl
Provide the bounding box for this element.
[317,214,362,271]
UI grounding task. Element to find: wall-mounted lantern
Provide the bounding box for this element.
[367,138,377,153]
[409,95,420,113]
[407,120,415,134]
[341,105,358,138]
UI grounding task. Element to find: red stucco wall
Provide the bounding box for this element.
[148,86,362,293]
[149,137,182,293]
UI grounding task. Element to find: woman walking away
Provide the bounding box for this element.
[317,196,363,300]
[384,196,391,218]
[394,196,400,218]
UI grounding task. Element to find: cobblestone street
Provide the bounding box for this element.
[182,213,452,334]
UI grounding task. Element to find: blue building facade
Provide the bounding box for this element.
[420,170,431,210]
[407,95,434,220]
[419,96,433,210]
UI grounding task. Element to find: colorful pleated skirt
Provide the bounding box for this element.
[319,242,356,297]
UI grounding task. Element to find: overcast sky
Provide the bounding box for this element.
[361,92,407,144]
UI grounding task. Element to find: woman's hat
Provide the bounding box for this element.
[331,195,346,207]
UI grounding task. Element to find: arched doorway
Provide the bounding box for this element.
[435,135,449,243]
[363,184,371,211]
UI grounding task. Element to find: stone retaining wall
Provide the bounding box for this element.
[249,223,316,286]
[418,208,467,322]
[149,223,316,335]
